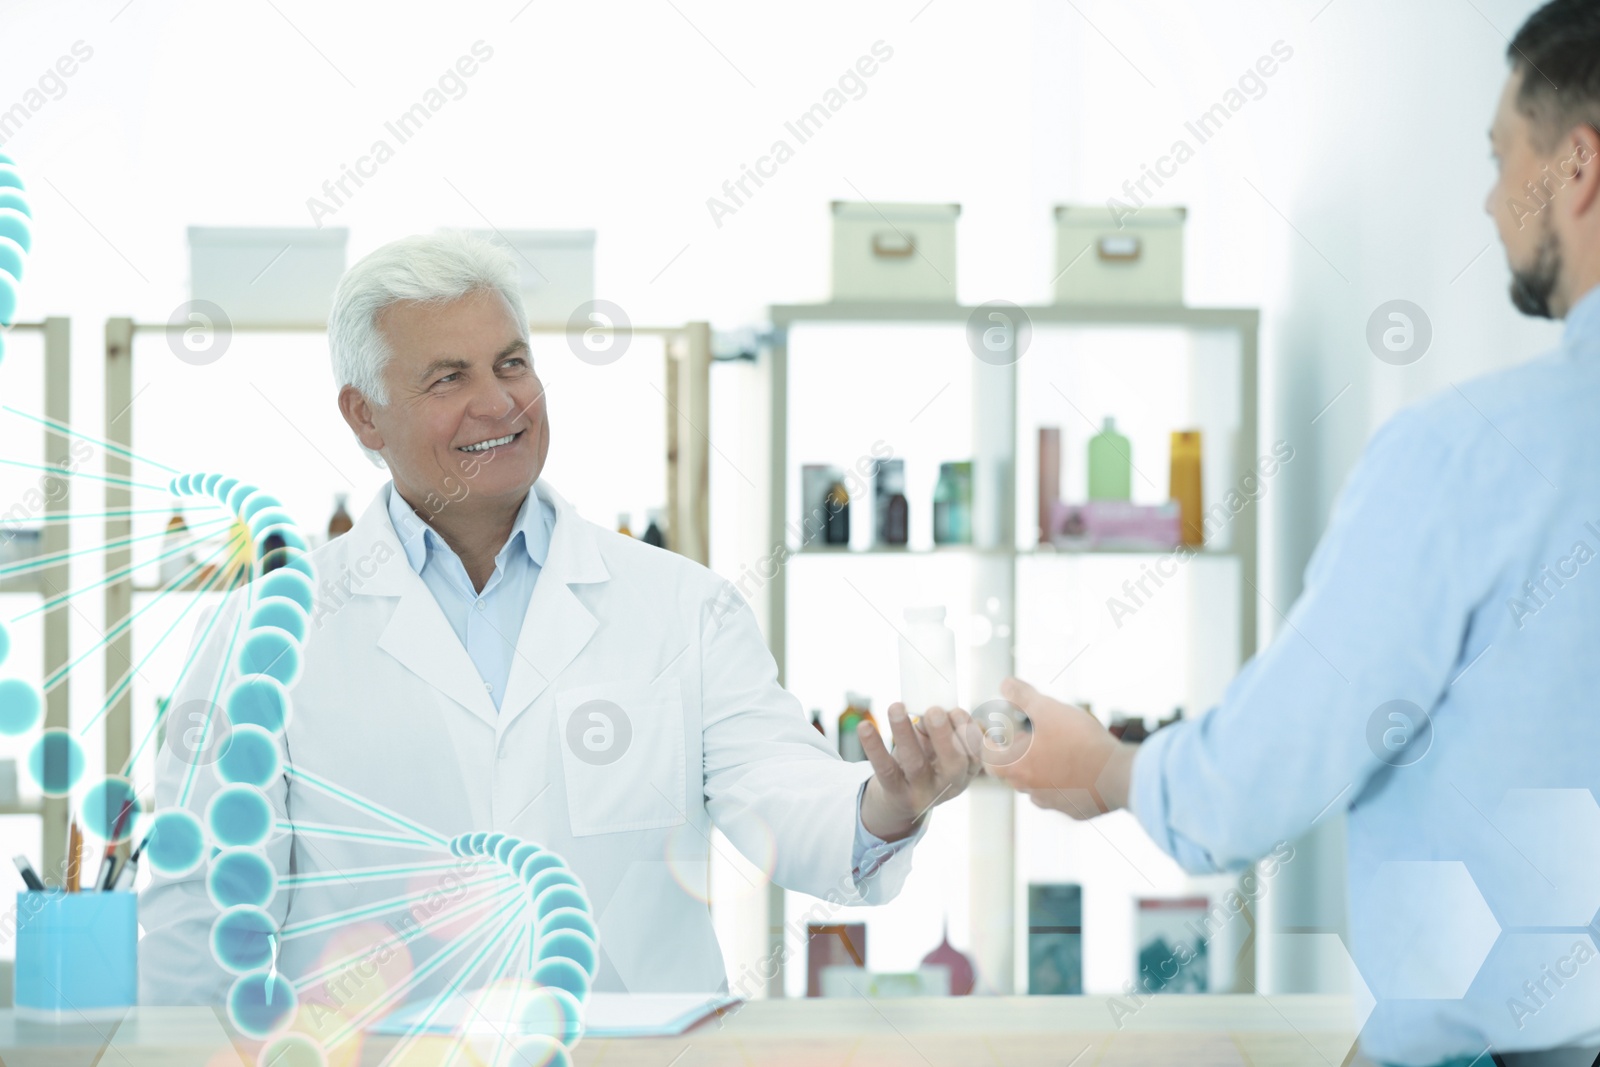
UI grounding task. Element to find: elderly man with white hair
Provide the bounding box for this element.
[138,231,981,1015]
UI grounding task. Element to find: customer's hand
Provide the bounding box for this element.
[987,676,1137,819]
[859,703,983,841]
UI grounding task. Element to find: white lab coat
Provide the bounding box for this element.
[139,480,919,1007]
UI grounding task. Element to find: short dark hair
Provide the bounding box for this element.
[1509,0,1600,151]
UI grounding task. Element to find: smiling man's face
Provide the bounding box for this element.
[349,287,550,516]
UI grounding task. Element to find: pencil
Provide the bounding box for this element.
[66,819,81,893]
[95,800,135,891]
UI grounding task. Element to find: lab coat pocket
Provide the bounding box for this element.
[555,679,689,837]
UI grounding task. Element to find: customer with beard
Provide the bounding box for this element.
[988,2,1600,1064]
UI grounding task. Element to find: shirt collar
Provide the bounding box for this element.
[1564,282,1600,352]
[386,481,552,577]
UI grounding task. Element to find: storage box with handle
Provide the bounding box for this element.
[1053,204,1185,305]
[830,201,958,302]
[188,226,349,325]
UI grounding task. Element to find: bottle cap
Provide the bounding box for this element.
[845,690,871,710]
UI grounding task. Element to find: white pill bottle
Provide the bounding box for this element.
[899,606,958,719]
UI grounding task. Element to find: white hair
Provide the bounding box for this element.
[327,231,529,468]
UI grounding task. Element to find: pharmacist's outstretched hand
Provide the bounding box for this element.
[986,677,1136,819]
[859,702,983,841]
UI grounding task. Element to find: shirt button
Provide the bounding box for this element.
[484,682,492,690]
[476,601,486,612]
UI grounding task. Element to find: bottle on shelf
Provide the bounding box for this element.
[327,493,354,540]
[617,512,633,538]
[874,459,909,547]
[259,531,288,575]
[932,462,972,545]
[837,691,875,762]
[823,480,850,546]
[642,509,665,548]
[1038,427,1062,545]
[808,709,825,736]
[158,501,193,586]
[1169,430,1204,546]
[1088,417,1132,501]
[899,606,957,722]
[920,918,976,996]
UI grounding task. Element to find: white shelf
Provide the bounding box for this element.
[765,303,1260,997]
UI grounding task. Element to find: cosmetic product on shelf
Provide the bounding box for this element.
[932,462,973,545]
[806,923,866,997]
[1157,706,1185,731]
[327,493,353,539]
[920,919,976,996]
[1038,427,1061,545]
[158,502,193,586]
[801,465,843,547]
[1051,501,1181,551]
[837,691,875,762]
[616,513,632,537]
[643,509,665,548]
[1170,429,1204,546]
[809,709,825,736]
[899,606,957,721]
[259,531,288,575]
[1108,712,1150,743]
[1136,897,1211,993]
[823,479,850,546]
[1028,883,1083,994]
[1088,417,1131,501]
[874,459,908,547]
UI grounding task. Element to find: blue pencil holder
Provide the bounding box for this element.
[14,891,137,1020]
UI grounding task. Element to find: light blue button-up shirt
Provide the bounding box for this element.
[1130,285,1600,1064]
[387,482,553,711]
[384,482,912,881]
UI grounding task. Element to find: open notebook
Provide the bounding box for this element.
[366,991,742,1040]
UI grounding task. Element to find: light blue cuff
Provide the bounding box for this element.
[851,777,923,884]
[1129,722,1219,874]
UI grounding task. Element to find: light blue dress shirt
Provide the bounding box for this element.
[1130,285,1600,1064]
[384,482,912,882]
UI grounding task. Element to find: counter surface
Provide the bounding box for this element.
[0,995,1368,1066]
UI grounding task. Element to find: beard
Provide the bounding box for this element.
[1509,222,1562,319]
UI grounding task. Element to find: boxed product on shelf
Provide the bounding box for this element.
[1028,882,1083,995]
[188,226,348,324]
[830,201,959,302]
[1053,204,1185,306]
[458,228,595,323]
[1135,897,1211,993]
[1046,499,1182,551]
